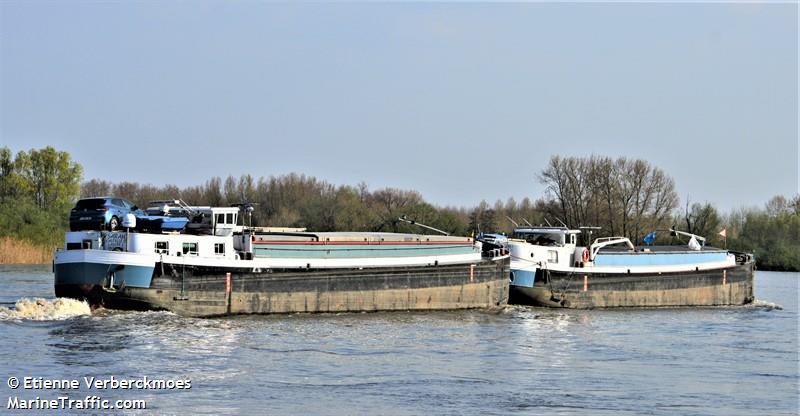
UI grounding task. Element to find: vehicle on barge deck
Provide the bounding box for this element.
[54,201,509,317]
[499,226,754,308]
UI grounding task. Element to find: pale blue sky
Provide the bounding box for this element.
[1,1,797,211]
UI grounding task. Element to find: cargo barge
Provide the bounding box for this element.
[499,226,754,308]
[54,202,509,316]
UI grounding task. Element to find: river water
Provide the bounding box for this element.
[0,265,797,415]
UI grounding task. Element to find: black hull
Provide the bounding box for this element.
[510,261,755,308]
[57,258,510,317]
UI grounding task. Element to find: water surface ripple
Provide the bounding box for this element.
[1,266,797,415]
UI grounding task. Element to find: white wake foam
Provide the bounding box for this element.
[750,299,783,310]
[0,298,91,320]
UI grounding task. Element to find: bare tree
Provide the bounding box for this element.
[683,201,720,239]
[81,179,111,198]
[368,188,423,232]
[539,155,678,242]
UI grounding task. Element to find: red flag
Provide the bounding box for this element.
[719,229,727,238]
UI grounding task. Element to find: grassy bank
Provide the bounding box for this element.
[0,237,54,264]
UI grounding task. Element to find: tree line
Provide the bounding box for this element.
[535,155,798,270]
[1,146,797,270]
[681,196,800,271]
[0,146,82,247]
[82,174,474,235]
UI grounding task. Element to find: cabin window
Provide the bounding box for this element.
[155,241,169,254]
[226,213,234,224]
[182,242,198,256]
[548,250,558,263]
[214,243,225,255]
[216,214,224,224]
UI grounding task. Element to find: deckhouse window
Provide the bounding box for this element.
[155,241,169,254]
[214,243,225,255]
[182,242,198,256]
[216,213,225,224]
[226,213,234,224]
[548,250,558,263]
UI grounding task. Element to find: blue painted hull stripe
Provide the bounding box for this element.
[54,262,154,288]
[594,251,728,266]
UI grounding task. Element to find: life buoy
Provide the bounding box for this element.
[581,248,590,263]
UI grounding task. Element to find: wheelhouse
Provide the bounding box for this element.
[510,227,579,247]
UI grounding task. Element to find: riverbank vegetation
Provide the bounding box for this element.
[0,147,81,262]
[1,147,797,270]
[0,237,54,264]
[688,196,800,272]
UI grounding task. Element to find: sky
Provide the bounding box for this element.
[1,1,797,212]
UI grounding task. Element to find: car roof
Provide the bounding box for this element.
[80,196,127,200]
[78,196,133,203]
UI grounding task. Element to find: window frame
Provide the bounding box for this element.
[214,243,225,255]
[182,242,198,256]
[155,241,169,254]
[548,250,558,263]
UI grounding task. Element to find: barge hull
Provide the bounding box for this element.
[57,259,510,317]
[510,261,754,308]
